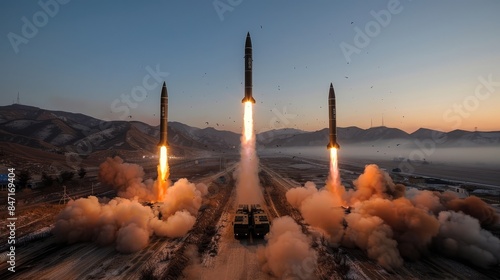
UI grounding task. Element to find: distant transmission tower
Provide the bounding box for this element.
[16,92,20,104]
[382,114,384,126]
[59,185,72,204]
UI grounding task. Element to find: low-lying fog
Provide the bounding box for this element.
[259,142,500,186]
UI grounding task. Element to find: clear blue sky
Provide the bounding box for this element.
[1,0,499,133]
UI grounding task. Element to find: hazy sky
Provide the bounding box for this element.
[1,0,499,133]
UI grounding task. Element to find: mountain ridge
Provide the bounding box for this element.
[1,104,498,156]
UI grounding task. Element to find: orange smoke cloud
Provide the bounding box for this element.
[257,216,317,278]
[445,195,499,226]
[55,156,208,253]
[286,163,500,270]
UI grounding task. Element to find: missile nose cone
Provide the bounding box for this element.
[329,83,335,98]
[246,32,252,47]
[161,82,167,97]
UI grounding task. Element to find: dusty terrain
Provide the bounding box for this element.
[0,155,499,279]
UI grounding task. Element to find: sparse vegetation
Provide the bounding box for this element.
[78,167,87,179]
[41,172,54,187]
[59,170,75,183]
[140,264,158,280]
[18,170,31,189]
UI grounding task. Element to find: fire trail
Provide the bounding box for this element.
[326,83,343,201]
[157,81,170,201]
[235,32,262,204]
[157,145,169,200]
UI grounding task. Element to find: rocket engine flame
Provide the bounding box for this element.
[235,101,262,204]
[328,147,347,207]
[157,145,169,200]
[243,101,254,142]
[329,148,339,187]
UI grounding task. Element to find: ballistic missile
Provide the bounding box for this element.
[158,81,169,147]
[327,83,340,149]
[242,32,255,103]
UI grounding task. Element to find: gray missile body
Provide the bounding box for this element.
[158,82,169,147]
[242,32,256,103]
[327,83,340,149]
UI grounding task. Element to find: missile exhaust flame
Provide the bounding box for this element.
[160,146,169,181]
[327,147,345,205]
[243,102,253,142]
[285,83,500,270]
[329,148,339,187]
[156,145,169,200]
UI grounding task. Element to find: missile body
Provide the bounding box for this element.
[242,32,256,103]
[327,83,340,149]
[158,82,169,147]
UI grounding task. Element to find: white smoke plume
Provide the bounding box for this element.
[436,211,500,267]
[54,156,207,253]
[257,216,317,279]
[287,163,500,270]
[234,103,263,204]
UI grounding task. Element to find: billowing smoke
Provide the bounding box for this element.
[406,188,444,214]
[180,244,203,279]
[345,164,405,202]
[54,156,207,253]
[287,164,500,269]
[345,197,440,264]
[286,182,345,244]
[99,156,164,202]
[443,195,499,226]
[407,188,499,226]
[286,181,318,209]
[234,103,263,204]
[53,196,154,253]
[257,216,317,279]
[344,211,403,270]
[436,211,500,267]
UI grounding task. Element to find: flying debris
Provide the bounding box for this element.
[242,32,256,103]
[158,82,169,147]
[327,83,340,149]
